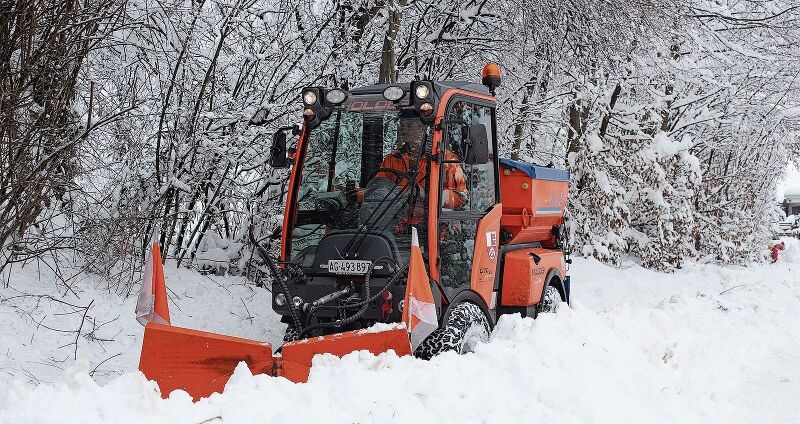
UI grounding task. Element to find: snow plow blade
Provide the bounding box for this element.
[139,323,411,400]
[279,325,412,382]
[138,323,275,400]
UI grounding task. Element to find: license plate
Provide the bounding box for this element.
[326,260,372,275]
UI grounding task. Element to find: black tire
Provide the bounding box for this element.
[414,302,491,360]
[536,283,563,314]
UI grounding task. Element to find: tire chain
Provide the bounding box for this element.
[537,285,561,314]
[414,302,490,360]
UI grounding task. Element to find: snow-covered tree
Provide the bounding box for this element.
[6,0,800,282]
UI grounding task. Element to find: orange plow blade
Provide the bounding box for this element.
[139,323,412,400]
[138,323,274,400]
[280,326,412,382]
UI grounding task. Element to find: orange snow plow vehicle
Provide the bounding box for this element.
[139,65,571,399]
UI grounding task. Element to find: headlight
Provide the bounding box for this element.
[325,89,347,105]
[275,293,287,306]
[383,86,405,101]
[302,90,318,106]
[419,102,433,116]
[292,296,303,307]
[414,84,430,100]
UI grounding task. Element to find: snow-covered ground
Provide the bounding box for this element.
[1,240,799,423]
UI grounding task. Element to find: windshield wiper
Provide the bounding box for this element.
[340,177,409,257]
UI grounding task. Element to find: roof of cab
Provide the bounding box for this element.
[349,81,490,97]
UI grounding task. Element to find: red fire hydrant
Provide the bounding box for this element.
[769,241,785,263]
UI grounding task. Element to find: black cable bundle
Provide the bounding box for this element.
[298,258,406,338]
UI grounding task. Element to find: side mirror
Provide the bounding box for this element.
[462,124,489,165]
[269,131,288,168]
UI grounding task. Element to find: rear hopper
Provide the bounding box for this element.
[498,158,569,245]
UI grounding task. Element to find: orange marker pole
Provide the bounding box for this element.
[150,240,170,325]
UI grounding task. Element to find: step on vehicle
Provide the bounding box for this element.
[139,64,572,399]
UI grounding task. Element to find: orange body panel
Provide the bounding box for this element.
[499,167,567,244]
[139,323,412,400]
[469,203,503,306]
[500,248,565,306]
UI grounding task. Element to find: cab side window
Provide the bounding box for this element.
[444,101,496,212]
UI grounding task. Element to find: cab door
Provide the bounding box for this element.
[437,100,500,305]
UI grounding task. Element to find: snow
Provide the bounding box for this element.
[194,232,245,273]
[169,176,192,193]
[2,241,800,423]
[358,322,406,334]
[586,133,603,153]
[592,169,613,194]
[651,132,691,158]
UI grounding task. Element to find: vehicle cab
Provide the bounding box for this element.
[269,78,503,332]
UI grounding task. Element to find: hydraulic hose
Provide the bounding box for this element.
[250,227,304,335]
[298,276,368,337]
[257,245,303,333]
[298,258,405,338]
[298,263,371,338]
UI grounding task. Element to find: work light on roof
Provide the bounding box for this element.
[383,86,404,102]
[414,84,430,100]
[325,89,347,105]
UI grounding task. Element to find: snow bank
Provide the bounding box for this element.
[2,252,800,423]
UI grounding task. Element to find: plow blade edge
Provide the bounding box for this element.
[139,323,412,400]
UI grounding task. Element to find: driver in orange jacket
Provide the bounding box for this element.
[375,120,468,210]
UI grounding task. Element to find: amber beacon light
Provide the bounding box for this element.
[481,63,502,95]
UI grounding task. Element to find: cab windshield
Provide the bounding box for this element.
[289,101,429,273]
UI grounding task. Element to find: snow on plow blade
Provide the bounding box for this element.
[139,322,411,400]
[279,325,412,383]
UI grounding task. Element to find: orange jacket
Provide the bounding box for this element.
[376,149,467,210]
